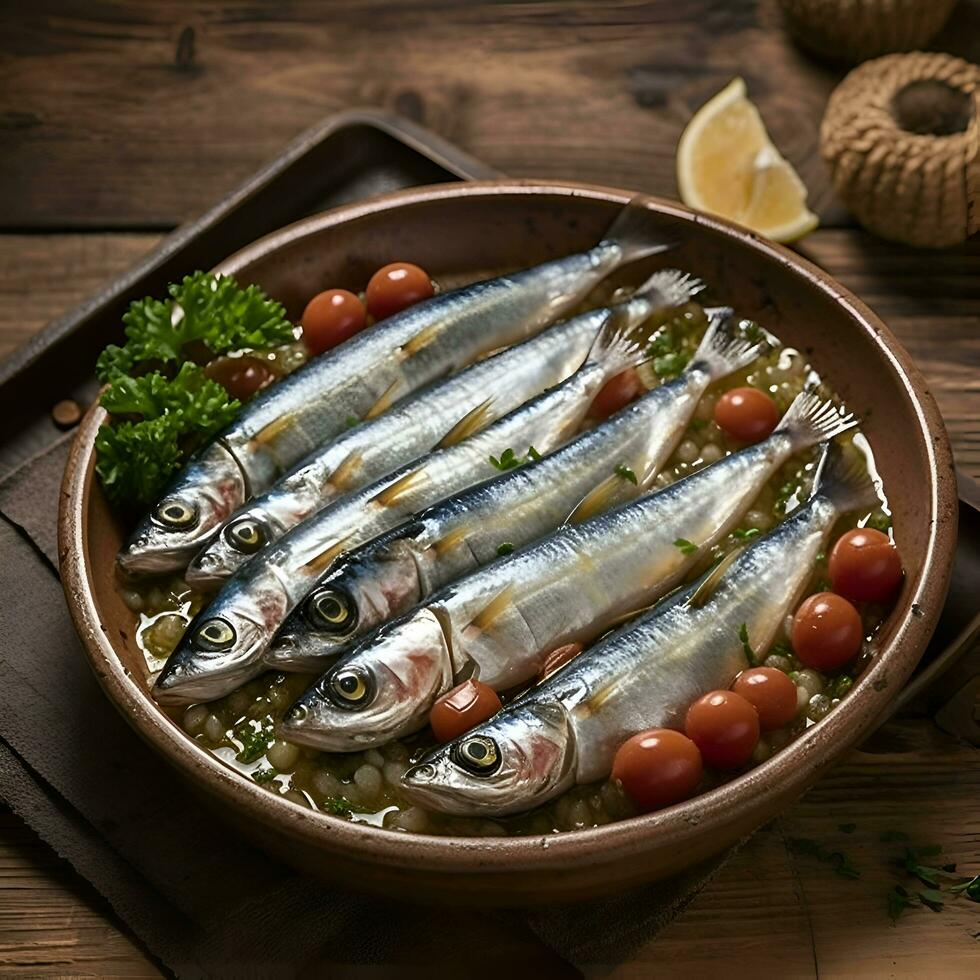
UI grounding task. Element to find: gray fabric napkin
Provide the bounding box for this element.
[0,438,730,977]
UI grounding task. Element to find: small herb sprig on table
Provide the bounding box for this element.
[95,272,295,508]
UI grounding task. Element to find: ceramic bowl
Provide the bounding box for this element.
[59,181,957,903]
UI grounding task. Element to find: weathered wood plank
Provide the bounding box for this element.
[2,0,979,228]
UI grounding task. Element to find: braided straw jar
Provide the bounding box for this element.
[778,0,959,63]
[821,52,980,247]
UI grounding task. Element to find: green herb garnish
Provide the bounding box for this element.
[739,623,759,667]
[615,463,638,485]
[732,527,761,540]
[321,796,373,816]
[674,538,697,555]
[252,767,279,785]
[233,721,274,764]
[496,542,515,556]
[345,415,359,429]
[865,511,893,533]
[490,446,540,471]
[653,351,689,378]
[526,445,542,462]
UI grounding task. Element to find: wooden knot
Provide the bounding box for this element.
[777,0,959,63]
[820,52,980,247]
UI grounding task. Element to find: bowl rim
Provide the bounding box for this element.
[59,178,957,877]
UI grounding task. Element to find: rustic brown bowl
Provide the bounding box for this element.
[59,181,957,904]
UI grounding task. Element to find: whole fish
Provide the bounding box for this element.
[117,199,672,575]
[152,319,647,704]
[279,390,855,751]
[267,309,758,673]
[185,270,702,589]
[398,441,880,816]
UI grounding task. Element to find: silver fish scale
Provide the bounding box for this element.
[432,430,799,691]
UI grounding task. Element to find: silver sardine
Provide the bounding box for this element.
[279,391,856,751]
[185,270,701,588]
[118,200,672,575]
[267,310,758,673]
[152,319,647,704]
[399,442,880,816]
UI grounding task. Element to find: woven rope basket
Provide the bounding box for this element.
[821,52,980,247]
[778,0,959,63]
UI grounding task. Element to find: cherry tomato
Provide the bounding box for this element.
[684,690,760,770]
[829,528,903,603]
[204,355,275,401]
[612,729,703,812]
[301,289,367,356]
[588,367,643,420]
[539,642,583,681]
[713,387,780,443]
[429,679,502,743]
[732,667,798,731]
[365,262,434,320]
[791,591,863,671]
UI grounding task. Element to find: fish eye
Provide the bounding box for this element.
[193,617,237,652]
[453,735,501,776]
[224,517,267,555]
[305,587,358,636]
[153,498,199,530]
[328,666,372,708]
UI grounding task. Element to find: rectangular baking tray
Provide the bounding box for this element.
[0,107,975,724]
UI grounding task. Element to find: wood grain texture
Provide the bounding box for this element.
[2,0,979,229]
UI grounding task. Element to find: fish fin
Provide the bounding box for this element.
[327,449,365,492]
[584,308,649,381]
[437,398,497,448]
[687,549,743,609]
[371,467,429,508]
[468,584,515,634]
[249,413,297,447]
[601,198,676,265]
[687,310,764,382]
[810,440,881,515]
[776,391,858,452]
[302,534,355,575]
[632,268,706,309]
[430,525,469,557]
[364,378,404,420]
[566,473,627,524]
[400,322,442,357]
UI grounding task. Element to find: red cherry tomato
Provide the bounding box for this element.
[684,690,760,770]
[713,387,780,443]
[791,592,863,671]
[829,528,903,603]
[301,289,367,356]
[612,729,703,812]
[588,367,643,421]
[366,262,434,320]
[732,667,798,731]
[204,355,276,401]
[539,642,583,681]
[429,679,502,743]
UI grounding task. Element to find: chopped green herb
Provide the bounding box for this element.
[773,480,799,517]
[646,327,679,359]
[865,510,892,533]
[674,538,697,556]
[252,767,279,785]
[739,623,759,667]
[526,445,542,462]
[615,463,638,485]
[741,320,765,343]
[321,796,373,816]
[233,721,274,764]
[816,551,826,562]
[496,542,515,556]
[345,415,359,429]
[788,837,861,879]
[653,351,689,378]
[489,448,520,471]
[826,675,854,700]
[732,527,761,540]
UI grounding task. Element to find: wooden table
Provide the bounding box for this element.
[1,2,978,975]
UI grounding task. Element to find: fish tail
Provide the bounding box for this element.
[689,311,764,382]
[585,309,648,380]
[601,198,676,266]
[810,440,880,515]
[631,268,705,309]
[777,390,858,452]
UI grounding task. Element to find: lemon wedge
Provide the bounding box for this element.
[677,77,818,243]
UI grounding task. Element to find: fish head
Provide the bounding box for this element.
[266,540,423,672]
[400,701,576,817]
[152,568,288,704]
[277,608,453,751]
[185,509,273,589]
[117,443,245,577]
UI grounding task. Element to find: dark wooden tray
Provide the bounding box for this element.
[0,108,975,733]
